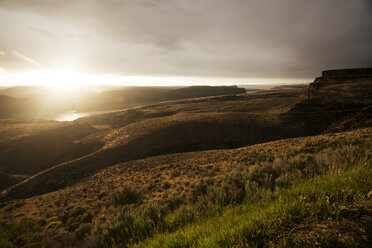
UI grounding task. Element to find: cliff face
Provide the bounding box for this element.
[308,68,372,98]
[314,68,372,82]
[288,68,372,133]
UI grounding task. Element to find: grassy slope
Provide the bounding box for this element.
[141,163,371,248]
[0,128,371,247]
[1,128,369,223]
[99,131,371,248]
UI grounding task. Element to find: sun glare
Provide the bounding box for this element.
[29,67,88,89]
[21,67,98,108]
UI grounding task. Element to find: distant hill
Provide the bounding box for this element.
[0,86,47,98]
[0,85,246,117]
[0,95,35,117]
[79,85,246,111]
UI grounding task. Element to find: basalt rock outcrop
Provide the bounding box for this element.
[308,68,372,98]
[315,68,372,82]
[289,68,372,132]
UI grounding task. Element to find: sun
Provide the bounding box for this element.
[23,66,96,109]
[29,67,89,90]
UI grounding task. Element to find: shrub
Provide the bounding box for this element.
[0,218,56,248]
[189,179,209,203]
[164,196,183,210]
[288,153,313,172]
[313,145,361,174]
[75,223,91,240]
[162,181,171,190]
[54,232,77,247]
[114,187,143,206]
[82,212,94,223]
[98,192,107,199]
[102,209,136,247]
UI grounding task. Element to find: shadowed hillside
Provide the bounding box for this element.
[0,172,27,191]
[0,123,103,175]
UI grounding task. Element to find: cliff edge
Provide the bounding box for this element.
[308,68,372,98]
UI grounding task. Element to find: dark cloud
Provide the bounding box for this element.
[0,0,371,79]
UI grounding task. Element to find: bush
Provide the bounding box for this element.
[162,181,171,190]
[189,179,209,203]
[75,223,91,240]
[114,187,143,206]
[102,209,136,247]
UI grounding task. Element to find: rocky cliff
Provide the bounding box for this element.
[314,68,372,82]
[307,68,372,98]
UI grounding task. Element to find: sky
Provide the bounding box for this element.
[0,0,371,86]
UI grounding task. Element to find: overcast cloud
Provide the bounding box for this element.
[0,0,371,81]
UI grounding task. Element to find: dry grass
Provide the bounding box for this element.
[1,127,370,229]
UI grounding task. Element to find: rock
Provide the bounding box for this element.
[307,68,372,98]
[316,68,372,82]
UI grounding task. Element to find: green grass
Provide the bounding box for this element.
[139,163,371,248]
[95,140,371,248]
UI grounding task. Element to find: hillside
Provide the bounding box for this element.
[81,86,247,111]
[0,172,27,191]
[0,69,371,247]
[0,95,35,118]
[3,88,307,198]
[0,123,102,175]
[3,70,372,198]
[0,127,371,247]
[0,87,301,195]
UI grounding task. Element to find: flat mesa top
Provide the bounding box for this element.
[315,68,372,82]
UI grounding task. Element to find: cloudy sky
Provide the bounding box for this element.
[0,0,371,86]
